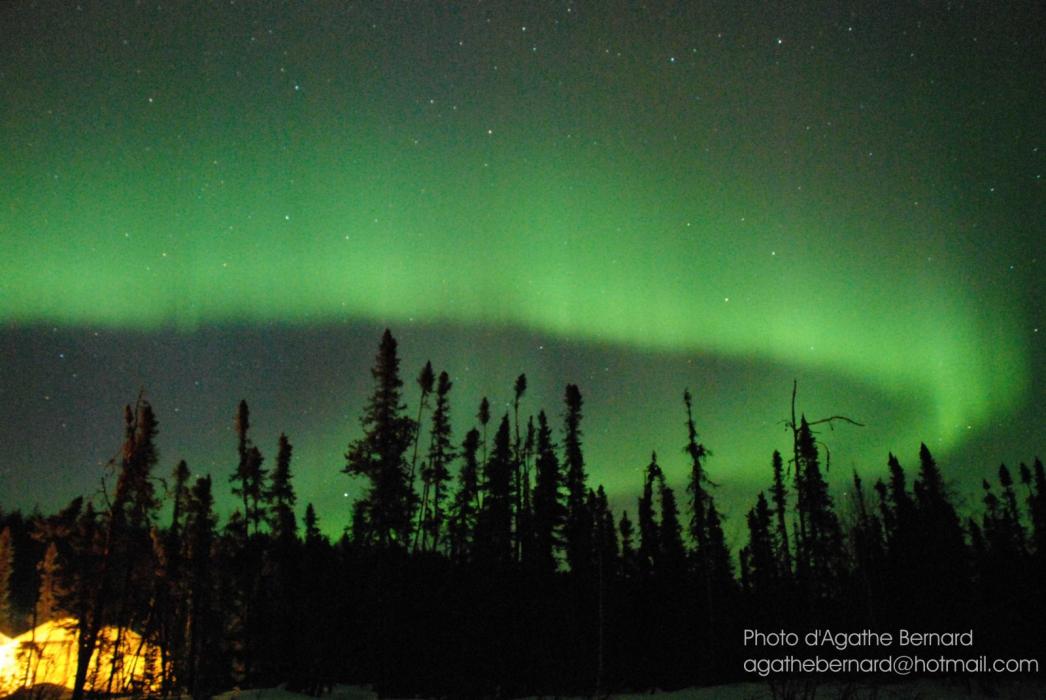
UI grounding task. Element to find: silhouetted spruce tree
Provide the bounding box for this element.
[304,503,320,542]
[519,415,537,568]
[590,485,617,694]
[911,443,968,626]
[344,329,417,549]
[409,361,435,493]
[849,471,886,628]
[265,433,298,684]
[226,405,268,684]
[743,493,777,606]
[476,416,514,567]
[683,390,711,554]
[1029,458,1046,563]
[563,384,592,576]
[512,374,528,561]
[63,500,100,700]
[704,498,733,590]
[682,392,730,682]
[76,400,162,700]
[793,415,845,608]
[632,457,662,688]
[618,511,637,579]
[230,400,268,537]
[886,453,917,534]
[531,411,565,575]
[118,402,165,674]
[18,538,66,688]
[997,463,1026,552]
[655,463,686,577]
[244,447,268,537]
[297,504,340,695]
[418,371,454,552]
[35,541,62,624]
[447,429,481,562]
[975,471,1033,655]
[881,453,919,622]
[157,459,191,692]
[769,450,792,576]
[267,433,297,543]
[184,475,220,700]
[637,455,660,576]
[477,396,491,465]
[703,495,735,682]
[590,486,618,576]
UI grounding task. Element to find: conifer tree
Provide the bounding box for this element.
[231,400,253,528]
[997,464,1026,552]
[563,384,592,575]
[618,511,637,578]
[531,411,564,575]
[744,494,776,599]
[418,371,454,551]
[1028,458,1046,560]
[185,476,219,700]
[344,330,417,548]
[476,416,514,567]
[304,503,321,544]
[447,429,481,562]
[265,433,299,683]
[656,464,686,576]
[73,399,162,700]
[519,415,536,567]
[592,486,618,570]
[512,374,528,561]
[886,453,916,535]
[683,390,710,554]
[409,361,436,492]
[230,402,267,538]
[637,455,660,576]
[793,416,845,605]
[477,397,491,465]
[911,443,967,624]
[158,459,191,693]
[171,459,191,540]
[267,433,297,543]
[704,497,733,588]
[770,450,792,575]
[35,541,63,624]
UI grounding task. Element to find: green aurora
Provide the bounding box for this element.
[2,125,1029,440]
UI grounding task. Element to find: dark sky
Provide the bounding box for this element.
[1,1,1042,538]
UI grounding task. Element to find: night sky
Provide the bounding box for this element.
[1,1,1042,539]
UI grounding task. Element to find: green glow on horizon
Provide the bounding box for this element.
[0,125,1029,468]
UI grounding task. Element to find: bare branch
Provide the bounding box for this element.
[807,415,865,429]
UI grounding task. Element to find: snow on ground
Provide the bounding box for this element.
[214,686,379,700]
[213,678,1046,700]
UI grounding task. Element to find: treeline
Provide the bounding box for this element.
[0,329,1043,698]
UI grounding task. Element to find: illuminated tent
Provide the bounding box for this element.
[0,618,161,696]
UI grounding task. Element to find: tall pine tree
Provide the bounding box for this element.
[344,330,417,548]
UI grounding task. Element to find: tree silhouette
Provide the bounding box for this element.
[344,329,417,549]
[793,416,846,609]
[417,371,454,552]
[267,433,297,543]
[563,384,591,576]
[476,416,514,567]
[531,410,565,575]
[447,429,481,562]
